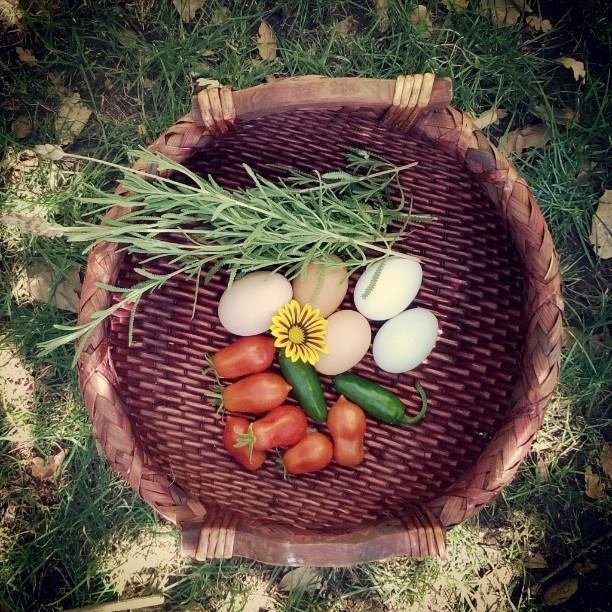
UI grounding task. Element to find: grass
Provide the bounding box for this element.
[1,0,610,610]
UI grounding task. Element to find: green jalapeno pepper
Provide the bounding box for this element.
[333,373,427,425]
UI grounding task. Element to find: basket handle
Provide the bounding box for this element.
[191,74,452,127]
[181,503,446,566]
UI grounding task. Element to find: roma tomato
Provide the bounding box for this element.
[223,372,291,414]
[283,432,333,475]
[327,395,366,466]
[223,416,266,471]
[212,336,275,378]
[238,405,307,453]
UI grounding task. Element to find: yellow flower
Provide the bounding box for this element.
[270,300,329,365]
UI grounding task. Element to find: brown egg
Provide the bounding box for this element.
[292,259,349,317]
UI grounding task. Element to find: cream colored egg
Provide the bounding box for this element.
[292,259,349,317]
[218,272,292,336]
[354,257,422,321]
[315,310,371,376]
[373,308,438,373]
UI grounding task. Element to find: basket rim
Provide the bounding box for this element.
[77,75,562,566]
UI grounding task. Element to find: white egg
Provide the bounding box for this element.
[373,308,439,373]
[315,310,371,376]
[218,272,292,336]
[354,257,422,321]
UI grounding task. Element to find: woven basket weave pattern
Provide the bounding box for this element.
[77,76,562,565]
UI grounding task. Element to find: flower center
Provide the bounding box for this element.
[287,325,305,344]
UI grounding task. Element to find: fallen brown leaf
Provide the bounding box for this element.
[584,465,605,499]
[526,15,552,32]
[16,46,38,66]
[0,0,23,27]
[542,577,579,606]
[278,566,321,593]
[194,77,221,90]
[211,5,229,25]
[472,107,509,129]
[524,552,547,569]
[333,16,358,37]
[499,124,550,157]
[14,261,81,312]
[601,443,612,478]
[574,559,598,576]
[443,0,469,11]
[481,0,532,27]
[410,4,433,38]
[34,143,65,160]
[1,214,65,237]
[256,20,277,61]
[556,57,586,81]
[30,448,66,480]
[375,0,390,31]
[142,78,154,90]
[589,190,612,259]
[172,0,203,23]
[12,114,31,139]
[536,456,549,483]
[55,92,92,145]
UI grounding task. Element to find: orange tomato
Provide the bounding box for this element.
[327,395,366,466]
[223,372,291,414]
[223,416,265,471]
[212,336,275,378]
[283,432,333,475]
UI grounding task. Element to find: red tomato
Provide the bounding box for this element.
[223,416,265,471]
[327,395,366,466]
[283,432,333,475]
[212,336,276,379]
[249,405,308,452]
[223,372,291,414]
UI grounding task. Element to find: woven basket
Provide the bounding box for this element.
[78,75,563,566]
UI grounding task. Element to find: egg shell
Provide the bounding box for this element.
[354,257,422,321]
[292,259,349,317]
[373,308,438,373]
[218,272,292,336]
[315,310,371,376]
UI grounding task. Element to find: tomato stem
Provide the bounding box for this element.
[234,424,256,461]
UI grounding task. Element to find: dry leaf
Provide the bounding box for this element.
[30,449,66,480]
[472,107,509,129]
[375,0,390,32]
[589,190,612,259]
[256,21,277,61]
[142,78,154,90]
[601,443,612,478]
[526,15,552,32]
[524,552,547,568]
[584,465,605,499]
[0,0,23,27]
[194,77,221,90]
[54,92,92,145]
[172,0,203,23]
[16,46,38,66]
[278,566,321,593]
[211,6,229,24]
[536,456,549,483]
[12,114,31,139]
[556,57,586,81]
[542,577,579,606]
[499,124,550,157]
[443,0,469,11]
[481,0,531,27]
[334,17,358,37]
[574,559,598,576]
[410,5,433,38]
[15,261,81,312]
[1,214,65,237]
[34,143,65,160]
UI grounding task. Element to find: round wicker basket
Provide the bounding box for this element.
[77,75,562,566]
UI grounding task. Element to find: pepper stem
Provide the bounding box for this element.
[400,382,428,425]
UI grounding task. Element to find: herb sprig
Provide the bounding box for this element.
[39,149,431,359]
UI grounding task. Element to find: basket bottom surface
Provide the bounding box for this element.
[110,108,525,530]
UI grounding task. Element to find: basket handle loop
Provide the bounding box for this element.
[180,503,446,565]
[383,73,442,130]
[191,82,236,135]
